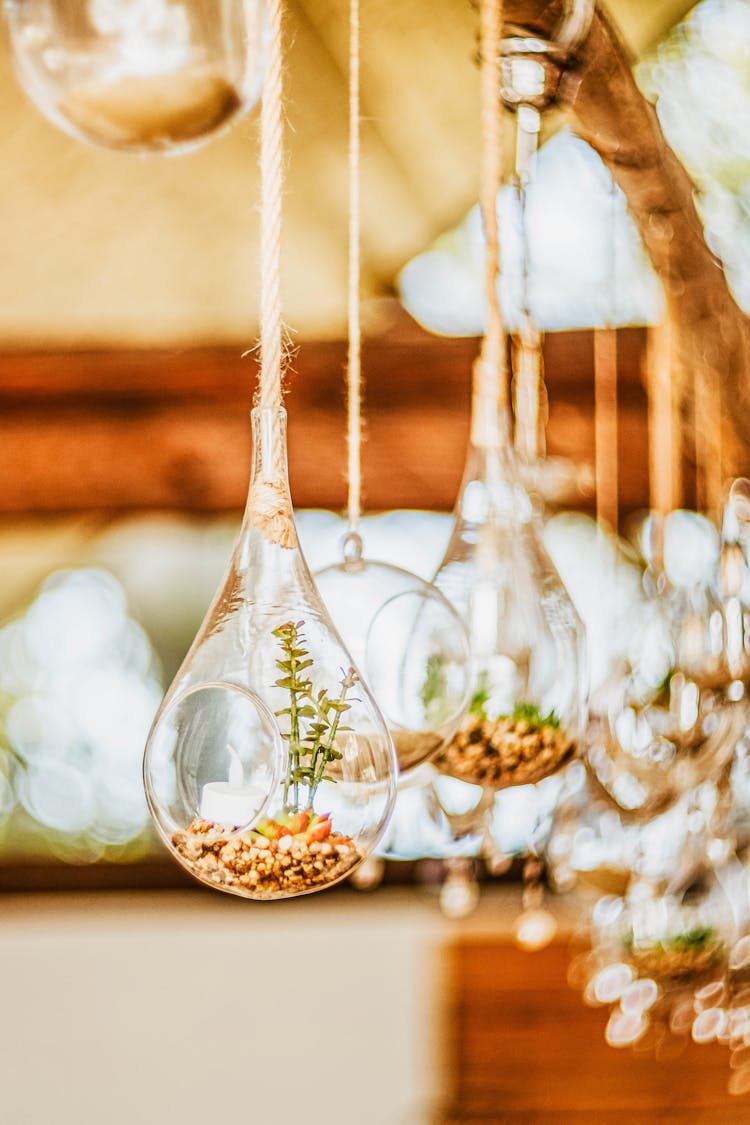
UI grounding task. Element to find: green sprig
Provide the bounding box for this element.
[273,621,357,813]
[504,702,560,731]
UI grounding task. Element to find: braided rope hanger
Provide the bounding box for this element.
[345,0,363,550]
[249,0,297,549]
[471,0,508,451]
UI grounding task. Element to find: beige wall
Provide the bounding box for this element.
[0,41,269,348]
[0,889,456,1125]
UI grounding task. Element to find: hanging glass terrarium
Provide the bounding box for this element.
[583,860,739,1052]
[429,0,586,791]
[315,542,472,774]
[144,0,395,899]
[432,393,586,789]
[5,0,266,154]
[144,408,397,899]
[593,512,749,822]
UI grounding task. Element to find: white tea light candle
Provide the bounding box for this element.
[199,746,266,826]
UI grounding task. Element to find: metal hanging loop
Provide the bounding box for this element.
[499,0,595,112]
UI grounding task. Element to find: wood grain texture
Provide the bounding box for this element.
[503,1,749,475]
[0,324,650,515]
[443,939,750,1123]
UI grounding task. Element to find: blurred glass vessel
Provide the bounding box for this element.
[589,509,750,823]
[5,0,266,154]
[583,858,739,1053]
[432,404,587,790]
[315,541,471,774]
[144,408,397,900]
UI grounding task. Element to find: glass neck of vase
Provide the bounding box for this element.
[241,406,298,552]
[468,397,516,474]
[249,405,291,491]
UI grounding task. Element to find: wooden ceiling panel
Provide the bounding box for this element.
[0,1,696,347]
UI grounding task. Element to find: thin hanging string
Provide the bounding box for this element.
[346,0,363,541]
[513,104,543,463]
[471,0,508,449]
[594,174,619,532]
[250,0,297,549]
[258,0,284,418]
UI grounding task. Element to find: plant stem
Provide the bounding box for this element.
[290,642,301,811]
[311,669,357,801]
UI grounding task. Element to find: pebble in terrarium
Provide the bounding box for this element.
[623,862,731,987]
[581,845,741,1052]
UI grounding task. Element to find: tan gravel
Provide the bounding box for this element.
[627,938,726,983]
[434,715,575,789]
[172,819,362,899]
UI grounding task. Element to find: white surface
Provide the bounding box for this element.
[0,889,452,1125]
[0,887,586,1125]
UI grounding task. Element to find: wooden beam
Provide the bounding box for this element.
[0,326,649,514]
[502,1,750,476]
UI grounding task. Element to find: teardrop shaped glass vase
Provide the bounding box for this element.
[432,410,587,789]
[144,407,397,899]
[314,535,472,774]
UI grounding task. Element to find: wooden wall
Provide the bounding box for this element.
[0,321,653,516]
[443,939,749,1123]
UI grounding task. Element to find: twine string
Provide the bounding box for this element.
[258,0,284,419]
[472,0,508,449]
[513,103,543,463]
[346,0,363,538]
[593,173,619,532]
[250,0,296,548]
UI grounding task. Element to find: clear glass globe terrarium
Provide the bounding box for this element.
[620,885,732,990]
[579,860,738,1053]
[432,387,587,790]
[314,538,472,775]
[144,407,397,900]
[590,511,750,823]
[4,0,267,154]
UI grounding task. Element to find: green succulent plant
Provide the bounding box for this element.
[272,620,356,812]
[504,702,561,731]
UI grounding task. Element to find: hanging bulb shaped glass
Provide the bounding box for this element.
[432,384,587,789]
[4,0,267,154]
[600,510,749,816]
[144,407,397,900]
[314,527,472,774]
